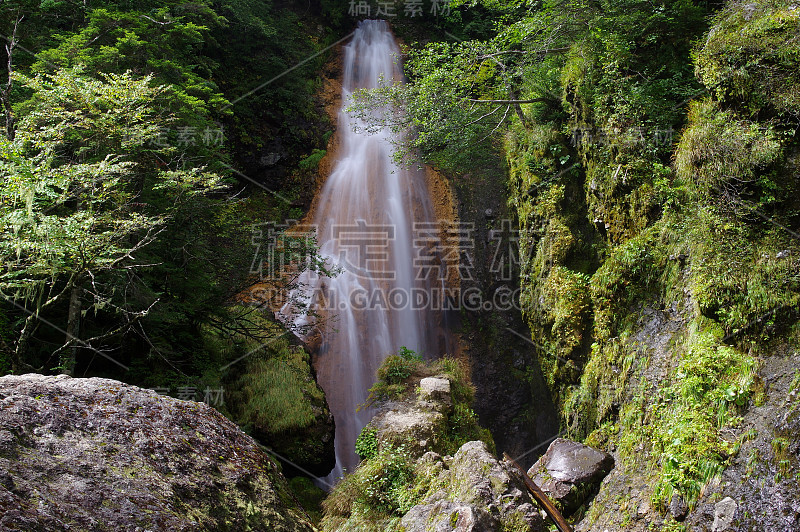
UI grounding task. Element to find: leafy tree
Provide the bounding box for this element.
[0,68,224,374]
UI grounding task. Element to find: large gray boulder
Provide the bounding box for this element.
[400,441,546,532]
[401,500,498,532]
[369,403,447,458]
[527,438,614,515]
[0,374,315,531]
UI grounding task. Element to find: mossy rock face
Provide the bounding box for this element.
[696,0,800,116]
[400,500,498,532]
[396,442,547,532]
[0,374,315,531]
[229,345,335,477]
[402,441,546,532]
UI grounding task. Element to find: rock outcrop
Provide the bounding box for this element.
[367,376,451,458]
[371,375,545,531]
[401,441,547,532]
[400,442,546,532]
[527,438,614,515]
[0,374,315,531]
[323,366,548,531]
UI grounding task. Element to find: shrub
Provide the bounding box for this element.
[445,403,495,455]
[674,98,781,206]
[355,426,379,461]
[321,444,415,525]
[365,347,426,405]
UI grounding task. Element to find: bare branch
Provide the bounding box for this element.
[465,98,551,104]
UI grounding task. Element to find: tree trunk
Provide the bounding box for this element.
[2,14,22,140]
[61,285,82,376]
[12,314,37,374]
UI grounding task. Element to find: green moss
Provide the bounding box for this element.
[289,476,327,523]
[590,225,664,342]
[675,98,781,201]
[695,0,800,116]
[234,346,322,433]
[564,337,639,440]
[298,148,327,170]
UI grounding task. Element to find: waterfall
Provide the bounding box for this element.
[282,20,451,483]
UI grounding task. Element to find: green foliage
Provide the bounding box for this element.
[644,324,758,508]
[327,353,492,529]
[380,349,422,382]
[31,3,228,119]
[355,426,379,461]
[366,349,476,410]
[564,337,637,439]
[378,356,415,385]
[321,444,415,528]
[0,0,335,383]
[445,403,495,454]
[365,347,426,403]
[434,356,474,405]
[695,0,800,116]
[0,68,224,373]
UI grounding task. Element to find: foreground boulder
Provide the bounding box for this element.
[0,374,315,531]
[527,438,614,515]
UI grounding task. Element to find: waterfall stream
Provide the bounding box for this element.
[283,20,451,483]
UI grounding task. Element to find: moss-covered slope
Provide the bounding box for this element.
[507,0,800,529]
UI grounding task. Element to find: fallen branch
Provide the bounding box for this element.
[503,452,574,532]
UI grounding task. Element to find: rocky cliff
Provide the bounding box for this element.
[0,374,315,531]
[504,0,800,530]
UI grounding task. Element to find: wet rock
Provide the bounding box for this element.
[527,438,614,514]
[0,374,314,531]
[712,497,737,531]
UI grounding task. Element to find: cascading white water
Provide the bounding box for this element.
[283,20,450,482]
